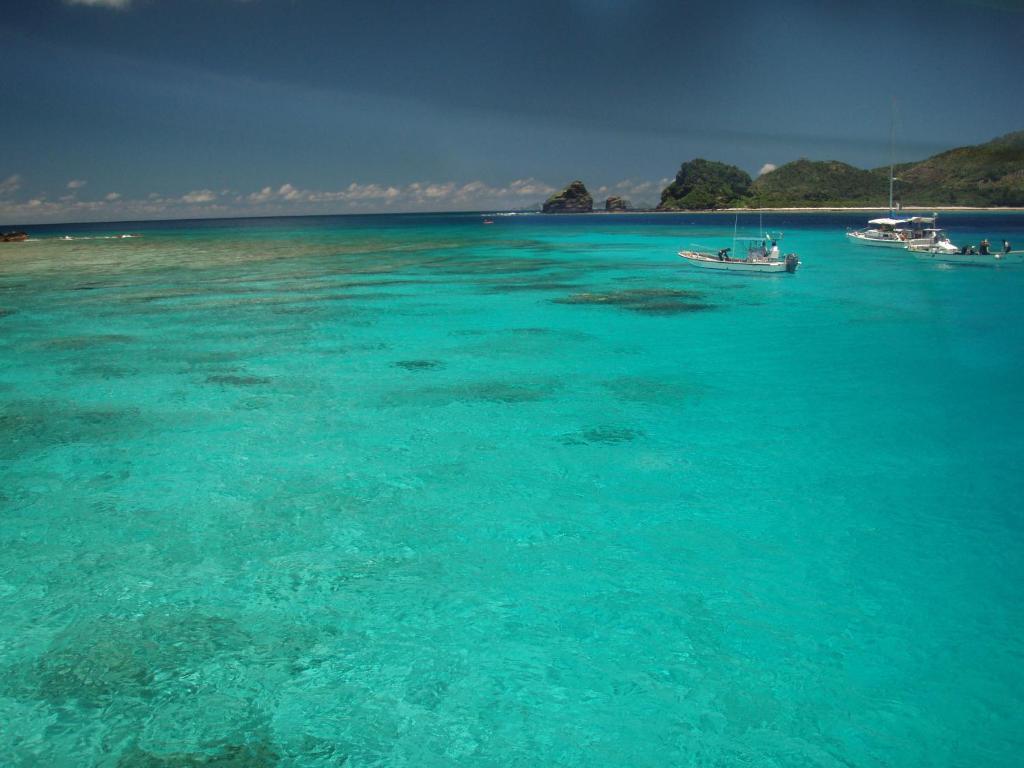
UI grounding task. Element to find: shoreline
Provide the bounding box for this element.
[6,206,1024,229]
[588,206,1024,214]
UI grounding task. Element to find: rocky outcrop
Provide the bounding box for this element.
[542,181,593,213]
[604,196,630,211]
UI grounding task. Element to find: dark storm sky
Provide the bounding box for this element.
[3,0,1022,222]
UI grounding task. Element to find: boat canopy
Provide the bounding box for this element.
[867,218,909,226]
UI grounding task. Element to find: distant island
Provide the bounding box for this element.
[541,130,1024,212]
[541,180,593,213]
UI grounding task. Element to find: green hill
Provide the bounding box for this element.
[657,159,751,210]
[887,131,1024,206]
[751,159,887,206]
[657,131,1024,209]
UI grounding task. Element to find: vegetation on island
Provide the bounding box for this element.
[750,159,886,206]
[539,131,1024,212]
[889,130,1024,207]
[657,159,751,210]
[742,131,1024,208]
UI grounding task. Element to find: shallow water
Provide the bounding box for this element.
[1,212,1023,766]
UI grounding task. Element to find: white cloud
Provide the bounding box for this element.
[248,186,274,203]
[277,183,305,201]
[67,179,88,190]
[0,174,21,196]
[343,182,401,201]
[424,183,455,199]
[181,189,217,204]
[1,176,599,223]
[504,178,556,197]
[758,163,778,177]
[65,0,134,8]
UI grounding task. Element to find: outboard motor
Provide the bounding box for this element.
[784,254,799,273]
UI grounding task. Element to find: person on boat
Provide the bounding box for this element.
[717,248,730,261]
[979,239,990,255]
[968,245,978,255]
[1004,239,1012,254]
[961,244,969,255]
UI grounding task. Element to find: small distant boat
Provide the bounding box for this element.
[679,233,799,273]
[482,219,494,225]
[2,231,28,242]
[910,240,1023,265]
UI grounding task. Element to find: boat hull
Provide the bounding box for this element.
[911,249,1024,265]
[678,251,795,273]
[846,231,907,247]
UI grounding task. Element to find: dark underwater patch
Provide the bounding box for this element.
[603,376,690,405]
[483,280,583,294]
[270,304,320,315]
[446,381,554,403]
[0,308,15,318]
[553,288,713,314]
[70,363,139,380]
[117,742,280,767]
[394,359,444,371]
[425,256,564,275]
[0,400,142,459]
[561,426,645,445]
[381,378,559,406]
[205,374,272,387]
[29,612,251,708]
[41,334,135,350]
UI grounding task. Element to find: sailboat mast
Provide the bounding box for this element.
[888,99,895,216]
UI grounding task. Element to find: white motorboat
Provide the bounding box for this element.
[905,224,951,250]
[847,215,936,247]
[679,233,799,273]
[910,241,1023,265]
[907,239,960,257]
[905,226,962,255]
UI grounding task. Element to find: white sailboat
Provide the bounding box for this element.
[847,214,944,247]
[847,217,915,247]
[845,106,956,251]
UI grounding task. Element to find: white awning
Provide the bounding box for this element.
[867,218,909,226]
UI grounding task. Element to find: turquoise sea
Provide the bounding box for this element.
[1,212,1022,767]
